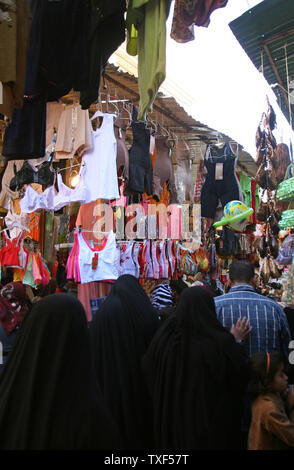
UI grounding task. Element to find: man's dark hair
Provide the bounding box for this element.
[229,261,254,284]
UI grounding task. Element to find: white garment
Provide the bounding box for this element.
[20,184,56,213]
[5,199,30,238]
[77,230,120,284]
[53,171,87,211]
[118,242,137,277]
[82,113,119,202]
[132,242,141,279]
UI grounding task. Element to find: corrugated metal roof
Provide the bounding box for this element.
[0,63,258,177]
[229,0,294,129]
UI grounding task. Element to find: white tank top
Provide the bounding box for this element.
[77,230,120,284]
[82,113,119,202]
[118,242,137,277]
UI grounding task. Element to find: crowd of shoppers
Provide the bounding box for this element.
[0,262,293,450]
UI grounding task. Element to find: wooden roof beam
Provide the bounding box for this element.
[263,28,294,46]
[263,43,289,106]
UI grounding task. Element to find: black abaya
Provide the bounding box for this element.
[142,286,247,450]
[89,275,159,449]
[0,294,120,450]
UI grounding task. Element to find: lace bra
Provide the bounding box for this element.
[9,160,55,191]
[20,171,87,213]
[20,184,56,213]
[54,172,87,211]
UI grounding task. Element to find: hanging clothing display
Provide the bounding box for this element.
[114,112,130,184]
[200,142,243,219]
[0,160,24,210]
[68,230,120,284]
[0,233,22,268]
[2,94,47,160]
[118,241,137,278]
[171,0,228,43]
[79,1,126,110]
[152,135,178,203]
[82,113,119,202]
[125,105,153,196]
[126,0,172,121]
[20,183,56,213]
[55,104,92,160]
[45,102,64,150]
[24,0,89,101]
[9,160,55,192]
[53,171,87,212]
[4,199,30,238]
[175,139,194,204]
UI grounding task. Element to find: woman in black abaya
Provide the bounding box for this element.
[142,286,248,450]
[0,294,120,450]
[89,275,159,449]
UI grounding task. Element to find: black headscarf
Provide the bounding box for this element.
[0,294,120,450]
[89,275,159,449]
[142,286,247,450]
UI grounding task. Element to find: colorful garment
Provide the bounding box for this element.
[126,0,172,121]
[171,0,228,43]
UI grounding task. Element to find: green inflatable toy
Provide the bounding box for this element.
[213,200,253,232]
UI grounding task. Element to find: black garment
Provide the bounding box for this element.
[2,94,47,160]
[200,142,241,218]
[25,0,89,99]
[40,0,89,101]
[0,294,120,450]
[142,286,247,450]
[215,226,236,257]
[125,106,153,196]
[80,1,126,109]
[2,0,90,160]
[9,160,54,191]
[89,275,159,449]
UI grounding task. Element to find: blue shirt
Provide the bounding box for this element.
[214,284,291,359]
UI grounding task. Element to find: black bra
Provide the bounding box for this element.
[10,160,55,192]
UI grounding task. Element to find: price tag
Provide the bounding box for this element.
[215,163,223,180]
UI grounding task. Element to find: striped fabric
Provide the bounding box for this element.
[151,283,173,310]
[214,284,292,360]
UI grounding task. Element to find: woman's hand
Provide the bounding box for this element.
[230,317,253,342]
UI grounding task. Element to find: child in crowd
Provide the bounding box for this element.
[247,352,294,450]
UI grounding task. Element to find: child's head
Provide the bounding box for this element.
[247,352,288,401]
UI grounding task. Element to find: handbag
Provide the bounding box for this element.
[276,164,294,201]
[276,234,294,265]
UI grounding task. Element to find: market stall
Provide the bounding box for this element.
[0,0,292,321]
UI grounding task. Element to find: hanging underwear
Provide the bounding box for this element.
[153,135,178,203]
[125,105,153,196]
[114,113,129,184]
[20,184,56,213]
[53,172,87,211]
[175,139,194,203]
[200,142,242,219]
[9,160,55,192]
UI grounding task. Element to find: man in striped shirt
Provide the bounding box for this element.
[215,261,291,361]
